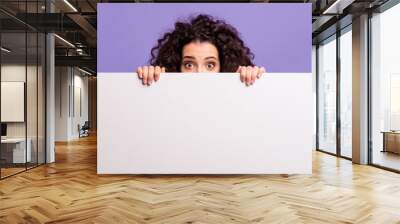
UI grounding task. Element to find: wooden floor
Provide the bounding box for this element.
[0,167,26,178]
[1,135,400,223]
[372,151,400,171]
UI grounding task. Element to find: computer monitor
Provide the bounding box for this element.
[1,123,7,137]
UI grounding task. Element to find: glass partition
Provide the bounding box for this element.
[0,1,46,179]
[1,31,28,177]
[317,35,337,154]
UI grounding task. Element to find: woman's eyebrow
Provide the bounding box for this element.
[204,56,217,60]
[182,56,195,59]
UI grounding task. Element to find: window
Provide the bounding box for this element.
[339,28,352,158]
[317,35,337,154]
[370,3,400,171]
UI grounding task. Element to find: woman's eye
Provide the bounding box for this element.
[184,63,194,69]
[207,63,215,70]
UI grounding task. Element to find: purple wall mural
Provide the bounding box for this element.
[98,3,311,73]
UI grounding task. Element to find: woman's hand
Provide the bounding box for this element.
[236,66,266,86]
[137,66,166,85]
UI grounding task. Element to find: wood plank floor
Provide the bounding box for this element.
[1,134,400,224]
[0,167,26,178]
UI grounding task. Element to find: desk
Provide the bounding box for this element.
[1,138,31,163]
[382,131,400,154]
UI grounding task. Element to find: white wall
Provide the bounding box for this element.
[1,65,38,138]
[55,66,70,141]
[55,67,89,141]
[1,64,26,126]
[1,65,27,141]
[72,73,89,138]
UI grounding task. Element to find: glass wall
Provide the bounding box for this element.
[317,25,353,159]
[317,35,337,154]
[0,31,28,177]
[339,27,352,158]
[0,1,46,179]
[371,3,400,171]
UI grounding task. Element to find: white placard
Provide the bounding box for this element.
[1,82,25,122]
[98,73,312,174]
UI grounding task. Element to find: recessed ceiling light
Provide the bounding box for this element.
[78,67,93,76]
[54,34,75,48]
[323,0,355,14]
[63,0,78,12]
[1,47,11,53]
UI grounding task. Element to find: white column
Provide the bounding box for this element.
[352,14,369,164]
[45,0,56,163]
[46,33,55,163]
[55,67,73,141]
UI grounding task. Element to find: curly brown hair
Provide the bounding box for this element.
[150,14,254,72]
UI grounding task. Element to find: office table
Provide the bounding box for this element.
[382,131,400,154]
[1,138,32,164]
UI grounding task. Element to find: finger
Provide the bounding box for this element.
[239,66,246,83]
[251,66,258,84]
[237,66,244,83]
[154,66,161,82]
[142,66,149,85]
[147,66,155,85]
[246,66,252,86]
[258,66,266,79]
[137,67,143,79]
[161,67,166,73]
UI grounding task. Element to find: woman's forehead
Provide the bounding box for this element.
[182,41,219,59]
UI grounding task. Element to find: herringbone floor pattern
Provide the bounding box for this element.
[1,134,400,223]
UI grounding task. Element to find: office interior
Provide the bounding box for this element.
[0,0,400,222]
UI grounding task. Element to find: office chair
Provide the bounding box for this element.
[79,121,90,138]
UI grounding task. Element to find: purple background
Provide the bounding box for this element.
[98,3,311,73]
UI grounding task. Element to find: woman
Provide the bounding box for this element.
[137,14,265,86]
